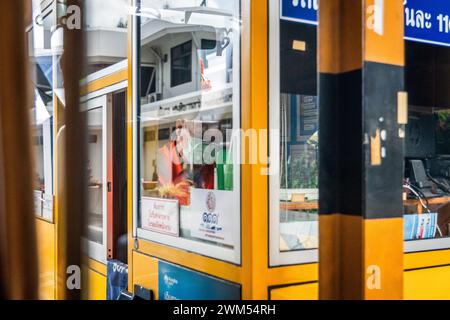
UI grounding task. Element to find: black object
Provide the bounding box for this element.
[134,285,153,300]
[409,160,432,189]
[405,114,436,159]
[280,20,317,96]
[406,41,450,109]
[117,285,153,301]
[429,157,450,179]
[406,159,443,198]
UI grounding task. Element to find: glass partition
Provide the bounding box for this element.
[403,40,450,252]
[28,0,55,221]
[86,106,105,246]
[81,0,129,263]
[269,0,318,265]
[134,0,242,263]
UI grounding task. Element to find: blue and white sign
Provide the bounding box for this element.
[281,0,318,25]
[404,0,450,48]
[280,0,450,47]
[106,260,128,300]
[190,188,234,246]
[158,261,241,300]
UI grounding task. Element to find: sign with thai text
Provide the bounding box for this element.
[281,0,450,47]
[141,197,180,236]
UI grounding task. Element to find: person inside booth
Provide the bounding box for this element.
[156,119,215,206]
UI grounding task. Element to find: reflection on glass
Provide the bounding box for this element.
[81,0,129,261]
[28,0,55,218]
[403,41,450,242]
[87,108,104,245]
[277,21,318,252]
[139,0,240,251]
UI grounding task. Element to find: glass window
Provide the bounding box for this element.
[86,106,105,246]
[29,0,55,221]
[269,0,318,265]
[135,0,242,263]
[82,0,129,263]
[403,40,450,251]
[171,40,193,87]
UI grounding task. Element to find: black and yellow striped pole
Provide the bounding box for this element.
[319,0,405,299]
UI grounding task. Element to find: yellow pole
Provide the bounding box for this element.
[0,0,38,300]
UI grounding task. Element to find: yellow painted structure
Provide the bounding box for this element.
[32,0,450,300]
[124,0,450,301]
[83,259,107,301]
[36,218,56,300]
[34,57,127,300]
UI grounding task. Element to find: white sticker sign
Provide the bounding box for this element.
[190,189,234,246]
[42,193,54,221]
[34,190,43,217]
[141,197,180,237]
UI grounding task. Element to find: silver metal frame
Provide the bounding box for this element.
[268,0,318,266]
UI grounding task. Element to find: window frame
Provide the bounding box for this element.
[27,20,55,222]
[268,0,318,266]
[32,117,54,221]
[403,39,450,254]
[170,40,193,88]
[132,0,243,265]
[82,95,108,264]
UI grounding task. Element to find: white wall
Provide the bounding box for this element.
[85,0,128,29]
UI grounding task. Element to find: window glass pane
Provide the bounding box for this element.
[171,41,192,87]
[82,0,129,263]
[138,0,241,262]
[87,107,104,245]
[270,1,319,263]
[404,41,450,242]
[279,22,318,252]
[29,0,55,220]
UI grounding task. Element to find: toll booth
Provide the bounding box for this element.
[28,0,450,300]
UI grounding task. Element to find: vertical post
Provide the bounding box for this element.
[0,0,38,299]
[127,0,135,294]
[57,0,86,300]
[319,0,405,299]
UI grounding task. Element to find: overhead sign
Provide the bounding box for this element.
[280,0,450,47]
[281,0,318,25]
[190,188,234,246]
[404,0,450,48]
[158,261,241,300]
[141,197,180,237]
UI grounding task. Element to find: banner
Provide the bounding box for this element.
[280,0,450,47]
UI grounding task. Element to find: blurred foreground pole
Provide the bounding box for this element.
[56,0,86,300]
[0,0,38,299]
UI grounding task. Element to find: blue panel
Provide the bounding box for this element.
[280,0,450,47]
[404,0,450,48]
[158,261,241,300]
[106,260,128,300]
[281,0,318,25]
